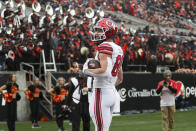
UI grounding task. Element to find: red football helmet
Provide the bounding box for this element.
[90,18,118,41]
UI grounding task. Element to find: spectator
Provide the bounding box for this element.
[6,50,19,71]
[0,37,7,71]
[176,94,190,111]
[156,70,178,131]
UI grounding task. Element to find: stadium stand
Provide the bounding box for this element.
[0,0,195,74]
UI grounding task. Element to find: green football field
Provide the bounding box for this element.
[1,110,196,131]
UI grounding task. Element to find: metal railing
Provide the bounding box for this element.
[20,62,35,81]
[20,62,54,118]
[41,50,57,73]
[44,71,59,117]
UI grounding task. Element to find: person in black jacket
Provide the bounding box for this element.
[5,50,19,71]
[0,37,6,71]
[24,77,44,128]
[4,6,13,19]
[0,74,21,131]
[48,77,69,131]
[63,76,90,131]
[146,32,159,73]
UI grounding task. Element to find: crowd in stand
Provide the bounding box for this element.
[0,0,195,73]
[12,0,196,30]
[91,0,195,30]
[118,24,195,73]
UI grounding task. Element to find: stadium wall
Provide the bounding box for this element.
[52,72,196,113]
[0,72,195,121]
[118,73,196,113]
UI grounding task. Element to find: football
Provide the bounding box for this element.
[88,59,101,69]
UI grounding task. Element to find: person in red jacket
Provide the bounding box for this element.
[156,70,177,131]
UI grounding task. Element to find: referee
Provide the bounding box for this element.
[64,76,90,131]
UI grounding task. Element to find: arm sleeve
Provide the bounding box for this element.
[39,92,43,100]
[27,85,31,90]
[168,86,177,94]
[156,81,163,94]
[28,85,34,92]
[98,43,113,55]
[156,86,163,94]
[64,82,75,106]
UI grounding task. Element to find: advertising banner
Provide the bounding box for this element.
[118,73,196,112]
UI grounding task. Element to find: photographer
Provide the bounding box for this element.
[63,75,90,131]
[156,70,177,131]
[48,77,69,131]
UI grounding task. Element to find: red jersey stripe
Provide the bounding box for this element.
[99,43,112,47]
[98,47,113,51]
[99,50,112,55]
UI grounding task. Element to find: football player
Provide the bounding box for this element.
[82,18,123,131]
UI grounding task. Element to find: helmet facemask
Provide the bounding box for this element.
[90,26,109,41]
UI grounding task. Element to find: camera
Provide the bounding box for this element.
[164,81,168,86]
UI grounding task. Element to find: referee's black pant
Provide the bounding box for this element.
[71,101,90,131]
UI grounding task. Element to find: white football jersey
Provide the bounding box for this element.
[93,42,123,88]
